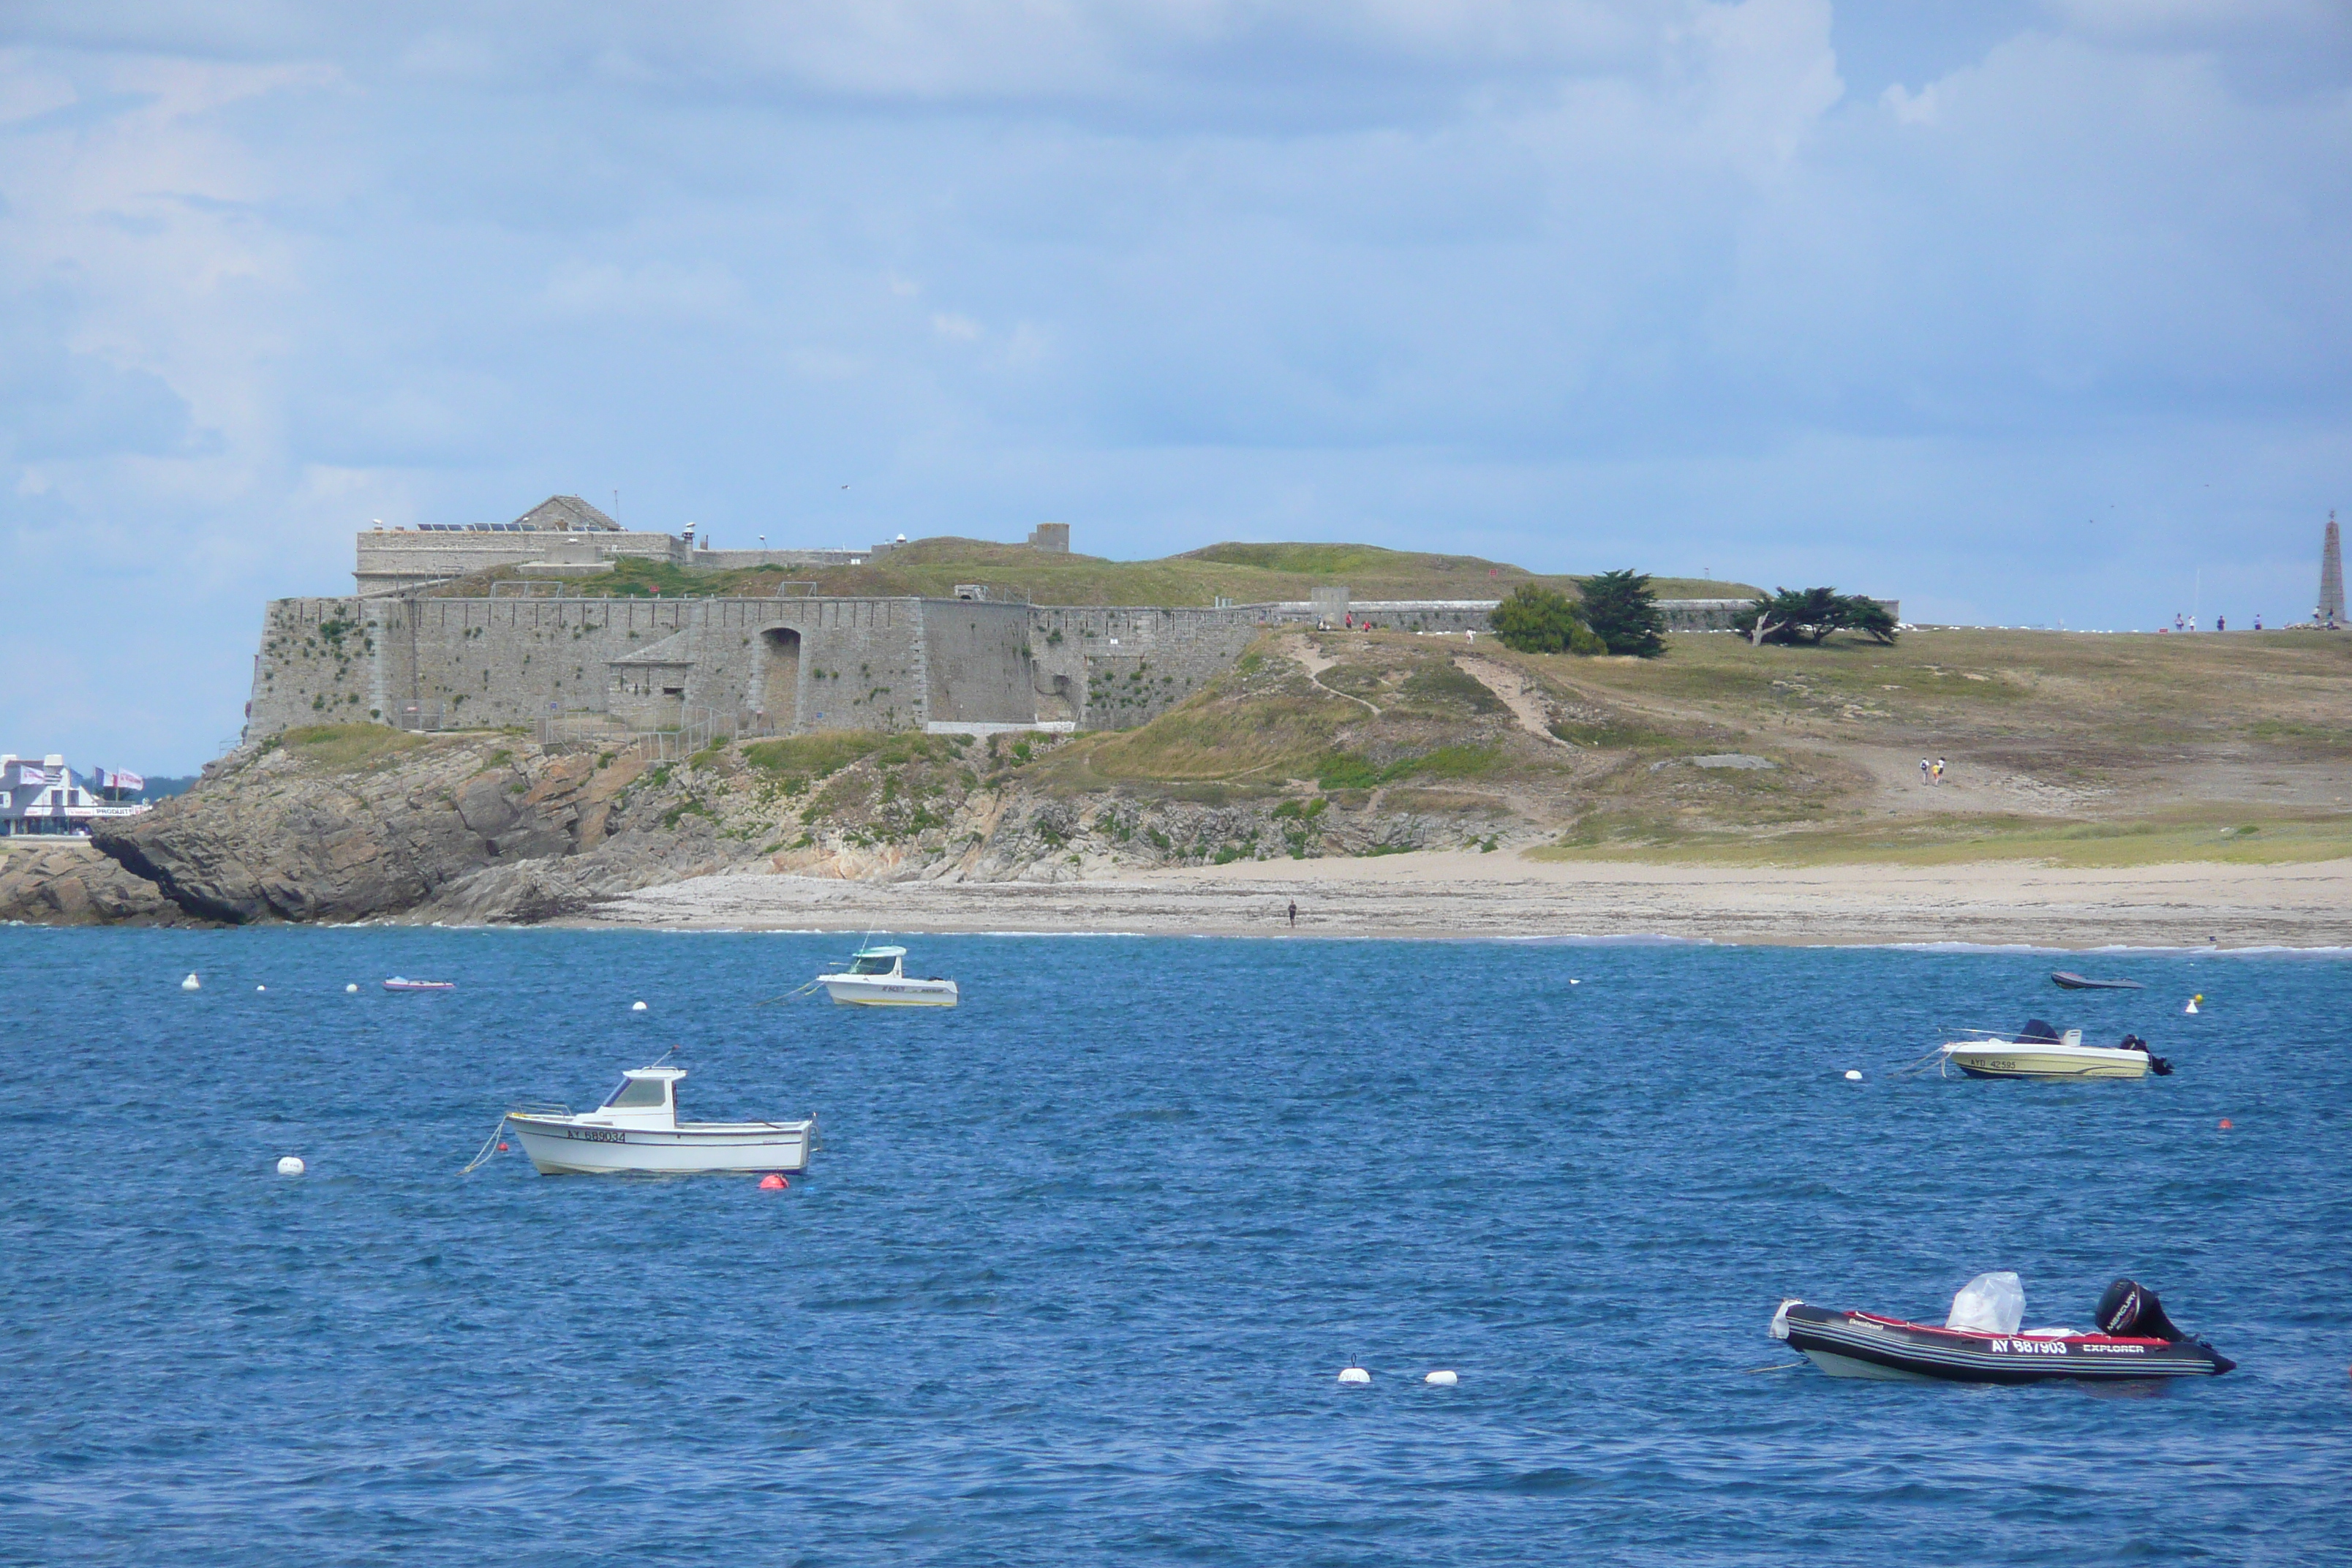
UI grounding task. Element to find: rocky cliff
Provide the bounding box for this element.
[89,725,739,924]
[0,840,192,925]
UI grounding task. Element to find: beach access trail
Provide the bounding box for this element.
[581,851,2352,949]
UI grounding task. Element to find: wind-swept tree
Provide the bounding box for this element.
[1575,569,1667,657]
[1733,588,1899,646]
[1488,584,1605,655]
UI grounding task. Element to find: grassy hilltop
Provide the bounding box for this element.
[1022,624,2352,867]
[429,537,1758,605]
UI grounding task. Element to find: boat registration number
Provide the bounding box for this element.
[561,1127,627,1143]
[1989,1338,2068,1355]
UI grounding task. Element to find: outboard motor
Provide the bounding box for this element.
[2096,1278,2185,1342]
[2119,1035,2174,1075]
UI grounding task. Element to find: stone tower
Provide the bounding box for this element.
[2323,510,2345,626]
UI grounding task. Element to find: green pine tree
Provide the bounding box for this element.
[1575,569,1667,657]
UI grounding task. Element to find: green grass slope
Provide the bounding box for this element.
[1021,625,2352,865]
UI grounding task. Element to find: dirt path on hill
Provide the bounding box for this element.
[1279,633,1380,716]
[1453,655,1575,750]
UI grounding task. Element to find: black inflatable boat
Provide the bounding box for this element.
[1769,1280,2233,1384]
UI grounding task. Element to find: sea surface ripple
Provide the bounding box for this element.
[3,927,2347,1565]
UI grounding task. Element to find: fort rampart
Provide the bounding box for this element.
[245,589,1845,744]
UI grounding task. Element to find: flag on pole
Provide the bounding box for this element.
[100,768,144,793]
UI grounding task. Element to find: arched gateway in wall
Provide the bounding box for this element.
[758,627,802,734]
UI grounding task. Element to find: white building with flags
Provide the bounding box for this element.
[0,755,151,837]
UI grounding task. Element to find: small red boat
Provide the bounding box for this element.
[382,976,456,992]
[1770,1279,2233,1384]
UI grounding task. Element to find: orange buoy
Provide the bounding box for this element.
[758,1173,788,1190]
[2218,1119,2233,1130]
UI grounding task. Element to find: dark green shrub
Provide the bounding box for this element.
[1488,584,1605,655]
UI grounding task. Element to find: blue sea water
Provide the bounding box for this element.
[3,927,2348,1567]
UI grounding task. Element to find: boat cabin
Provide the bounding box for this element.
[843,946,906,979]
[589,1064,687,1129]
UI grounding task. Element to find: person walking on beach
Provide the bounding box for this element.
[1287,900,1297,929]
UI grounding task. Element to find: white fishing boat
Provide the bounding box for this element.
[1940,1019,2170,1080]
[501,1063,817,1175]
[383,976,455,992]
[816,945,959,1008]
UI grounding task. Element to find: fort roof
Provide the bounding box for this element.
[511,494,622,532]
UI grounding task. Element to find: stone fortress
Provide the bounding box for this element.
[246,495,1786,747]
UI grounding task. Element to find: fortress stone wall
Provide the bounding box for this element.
[251,595,941,739]
[252,506,1886,745]
[244,587,1833,745]
[249,593,1303,741]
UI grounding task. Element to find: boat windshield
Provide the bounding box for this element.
[848,954,898,976]
[604,1077,669,1110]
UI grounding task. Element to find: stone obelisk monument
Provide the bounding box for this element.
[2323,510,2345,627]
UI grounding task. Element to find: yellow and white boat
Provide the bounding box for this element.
[1940,1022,2170,1081]
[817,945,960,1008]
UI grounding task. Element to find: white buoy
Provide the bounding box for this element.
[1844,1069,1863,1082]
[1569,979,1580,986]
[181,973,200,991]
[2185,995,2202,1014]
[1424,1369,1458,1386]
[632,1000,648,1012]
[345,983,359,993]
[276,1156,305,1175]
[1338,1365,1371,1384]
[256,984,267,992]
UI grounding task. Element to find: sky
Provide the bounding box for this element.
[2,1,2347,772]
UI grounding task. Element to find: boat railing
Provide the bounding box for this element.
[505,1099,574,1117]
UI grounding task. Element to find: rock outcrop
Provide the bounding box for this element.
[91,727,723,924]
[0,839,189,925]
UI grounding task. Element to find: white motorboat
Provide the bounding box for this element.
[1940,1019,2171,1080]
[383,976,455,992]
[502,1063,817,1175]
[816,945,959,1008]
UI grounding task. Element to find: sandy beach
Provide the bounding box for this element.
[581,851,2352,949]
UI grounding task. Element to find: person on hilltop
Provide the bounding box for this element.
[1920,758,1931,786]
[1933,758,1946,785]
